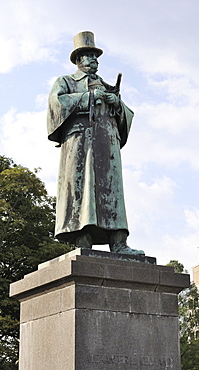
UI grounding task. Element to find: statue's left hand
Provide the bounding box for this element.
[105,93,120,107]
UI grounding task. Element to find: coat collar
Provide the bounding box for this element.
[70,69,88,81]
[70,69,100,81]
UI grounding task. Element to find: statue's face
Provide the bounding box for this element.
[77,53,99,74]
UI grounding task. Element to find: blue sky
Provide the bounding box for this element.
[1,0,199,277]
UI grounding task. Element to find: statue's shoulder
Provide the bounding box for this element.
[55,75,73,83]
[56,70,88,83]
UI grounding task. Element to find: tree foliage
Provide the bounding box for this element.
[167,259,185,273]
[180,336,199,370]
[167,260,199,370]
[0,155,74,368]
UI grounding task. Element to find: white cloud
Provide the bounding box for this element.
[136,103,199,134]
[35,94,48,110]
[122,168,199,274]
[160,233,199,278]
[184,208,199,230]
[148,77,199,106]
[123,169,177,237]
[121,168,199,275]
[1,0,199,82]
[0,36,20,73]
[0,108,60,195]
[0,0,67,73]
[121,100,199,170]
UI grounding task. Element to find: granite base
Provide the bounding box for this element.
[10,248,190,370]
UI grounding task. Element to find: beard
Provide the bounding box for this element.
[77,56,98,74]
[88,62,98,73]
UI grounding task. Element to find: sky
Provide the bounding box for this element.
[1,0,199,278]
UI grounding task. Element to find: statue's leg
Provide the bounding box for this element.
[76,233,93,249]
[109,230,145,255]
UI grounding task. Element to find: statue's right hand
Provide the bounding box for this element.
[93,89,105,101]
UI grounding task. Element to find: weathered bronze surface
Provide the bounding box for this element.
[47,31,144,255]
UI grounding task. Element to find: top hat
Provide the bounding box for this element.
[70,31,103,64]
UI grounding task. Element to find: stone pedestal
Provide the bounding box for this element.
[10,249,190,370]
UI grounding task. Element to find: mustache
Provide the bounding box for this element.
[85,60,99,66]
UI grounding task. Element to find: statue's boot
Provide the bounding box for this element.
[76,233,92,249]
[111,242,145,255]
[109,230,145,255]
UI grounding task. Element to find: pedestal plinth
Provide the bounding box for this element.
[10,249,190,370]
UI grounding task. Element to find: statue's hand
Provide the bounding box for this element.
[105,93,120,107]
[93,89,105,101]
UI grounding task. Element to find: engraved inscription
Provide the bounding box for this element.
[87,354,138,365]
[87,354,173,368]
[140,356,155,366]
[159,357,173,368]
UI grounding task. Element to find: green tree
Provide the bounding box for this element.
[0,155,74,369]
[167,259,186,273]
[167,260,199,370]
[180,336,199,370]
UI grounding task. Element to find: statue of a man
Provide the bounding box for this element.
[47,31,144,255]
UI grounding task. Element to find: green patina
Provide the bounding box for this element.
[47,31,144,255]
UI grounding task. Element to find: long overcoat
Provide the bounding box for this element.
[47,70,134,244]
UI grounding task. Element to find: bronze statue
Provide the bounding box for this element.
[47,31,144,255]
